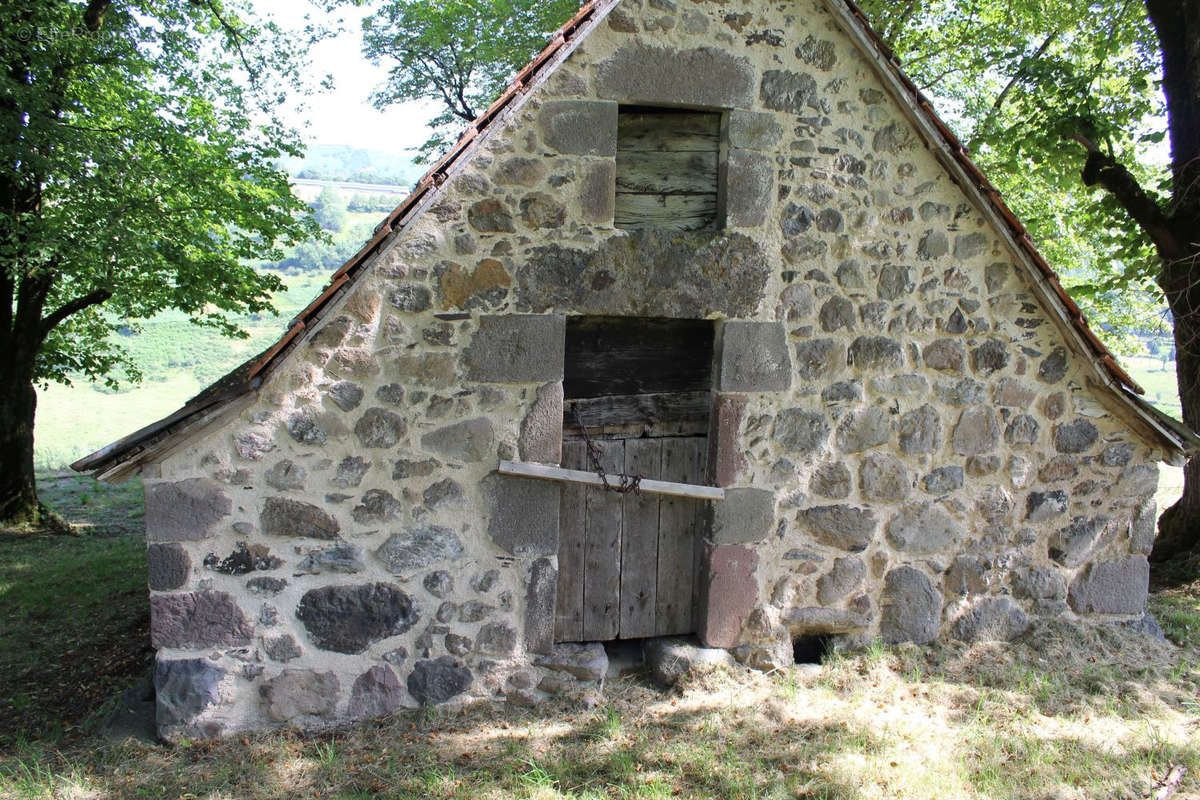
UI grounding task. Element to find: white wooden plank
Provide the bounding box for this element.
[497,460,725,501]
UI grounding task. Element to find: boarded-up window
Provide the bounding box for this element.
[615,107,722,232]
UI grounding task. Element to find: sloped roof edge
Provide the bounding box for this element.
[825,0,1195,460]
[70,0,620,479]
[72,0,1196,478]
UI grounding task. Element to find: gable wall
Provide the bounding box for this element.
[141,0,1163,738]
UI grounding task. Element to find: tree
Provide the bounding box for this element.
[358,0,580,161]
[0,1,321,527]
[311,185,348,232]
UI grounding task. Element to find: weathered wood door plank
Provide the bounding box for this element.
[554,441,587,642]
[582,440,624,641]
[617,111,721,152]
[616,151,720,195]
[620,438,662,639]
[657,437,707,636]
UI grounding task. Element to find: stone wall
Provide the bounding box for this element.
[141,0,1163,738]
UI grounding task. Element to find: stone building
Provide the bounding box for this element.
[75,0,1196,739]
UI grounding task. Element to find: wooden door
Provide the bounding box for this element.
[554,436,708,642]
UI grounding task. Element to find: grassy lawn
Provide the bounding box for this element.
[0,608,1196,799]
[0,477,150,746]
[1,475,1198,799]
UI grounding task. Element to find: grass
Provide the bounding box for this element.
[32,271,330,469]
[0,475,151,745]
[0,507,1197,800]
[1125,355,1183,420]
[0,562,1196,799]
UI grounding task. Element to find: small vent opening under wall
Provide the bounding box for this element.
[793,635,836,665]
[615,106,724,232]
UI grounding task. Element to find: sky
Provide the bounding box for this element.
[252,0,439,155]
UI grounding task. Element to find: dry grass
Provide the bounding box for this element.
[2,602,1198,800]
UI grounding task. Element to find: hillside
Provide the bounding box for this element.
[281,143,423,187]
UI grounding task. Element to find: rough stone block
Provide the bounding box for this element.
[463,315,565,383]
[760,69,818,113]
[727,110,784,150]
[645,638,735,687]
[816,556,866,605]
[775,408,832,456]
[699,544,759,649]
[534,642,608,681]
[1130,498,1157,555]
[782,606,869,634]
[950,597,1030,642]
[725,149,773,227]
[539,100,618,156]
[519,383,564,464]
[524,557,557,656]
[720,321,791,392]
[848,336,904,371]
[376,526,464,574]
[708,394,747,487]
[800,505,877,552]
[1068,556,1150,615]
[145,478,231,542]
[712,488,775,545]
[155,657,225,735]
[837,406,892,453]
[1050,515,1115,568]
[581,160,616,223]
[148,543,190,591]
[261,497,340,540]
[519,230,769,319]
[260,669,340,723]
[595,43,755,108]
[879,566,941,645]
[296,583,419,654]
[348,665,406,719]
[885,502,965,555]
[482,473,560,556]
[421,417,496,463]
[150,591,253,649]
[408,656,473,705]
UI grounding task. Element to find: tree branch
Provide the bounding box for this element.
[1075,136,1182,260]
[201,0,258,80]
[83,0,113,31]
[967,30,1061,151]
[38,288,113,340]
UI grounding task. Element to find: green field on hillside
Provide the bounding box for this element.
[34,272,328,468]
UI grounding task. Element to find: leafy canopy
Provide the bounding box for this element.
[1,0,323,387]
[357,0,580,161]
[857,0,1168,351]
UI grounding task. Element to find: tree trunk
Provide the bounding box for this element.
[0,374,40,527]
[1153,254,1200,563]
